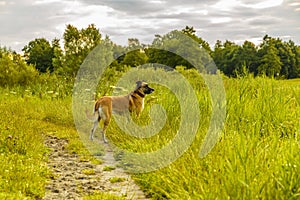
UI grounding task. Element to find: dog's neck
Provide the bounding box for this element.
[132,90,145,98]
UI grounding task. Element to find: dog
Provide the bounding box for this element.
[89,81,154,143]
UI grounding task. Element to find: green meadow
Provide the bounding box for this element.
[0,70,299,199]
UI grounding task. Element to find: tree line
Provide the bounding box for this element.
[213,35,300,78]
[1,24,300,87]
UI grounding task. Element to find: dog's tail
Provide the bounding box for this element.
[85,104,98,122]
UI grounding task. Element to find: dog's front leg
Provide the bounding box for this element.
[102,131,108,143]
[102,118,110,143]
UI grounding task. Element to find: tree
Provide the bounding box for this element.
[240,41,258,75]
[182,26,211,52]
[274,40,300,79]
[147,33,193,69]
[51,38,63,72]
[62,24,102,76]
[22,38,54,73]
[127,38,142,50]
[122,49,148,67]
[211,35,299,78]
[119,38,148,67]
[287,41,300,78]
[147,30,209,71]
[257,35,283,77]
[212,40,241,76]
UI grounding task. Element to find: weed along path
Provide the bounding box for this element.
[43,135,148,200]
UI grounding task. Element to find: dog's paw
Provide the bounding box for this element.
[103,138,108,143]
[103,136,108,143]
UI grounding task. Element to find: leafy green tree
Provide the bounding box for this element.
[223,41,241,76]
[255,36,300,78]
[274,40,300,79]
[212,40,241,76]
[116,38,148,68]
[257,35,282,77]
[240,41,258,75]
[62,24,102,76]
[51,38,63,72]
[212,40,223,70]
[211,36,300,78]
[288,41,300,78]
[22,38,54,73]
[147,30,209,71]
[127,38,142,50]
[147,34,190,68]
[182,26,211,52]
[122,49,148,67]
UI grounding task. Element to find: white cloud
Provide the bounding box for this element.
[289,2,300,7]
[34,0,62,4]
[234,37,262,46]
[149,0,166,4]
[241,0,284,9]
[211,0,241,11]
[210,17,232,24]
[0,0,299,52]
[0,1,6,6]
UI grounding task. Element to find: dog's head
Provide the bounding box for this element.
[135,80,154,96]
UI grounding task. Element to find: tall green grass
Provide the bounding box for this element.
[126,75,300,199]
[0,86,111,199]
[0,88,89,199]
[0,70,299,199]
[0,92,50,199]
[98,70,299,199]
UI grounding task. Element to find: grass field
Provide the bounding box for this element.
[0,72,299,199]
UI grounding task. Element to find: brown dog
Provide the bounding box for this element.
[90,81,154,143]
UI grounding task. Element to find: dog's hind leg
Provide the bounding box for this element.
[90,115,100,141]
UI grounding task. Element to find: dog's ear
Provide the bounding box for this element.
[136,80,142,87]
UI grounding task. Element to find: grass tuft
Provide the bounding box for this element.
[109,177,126,183]
[103,166,116,171]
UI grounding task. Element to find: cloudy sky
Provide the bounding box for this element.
[0,0,299,52]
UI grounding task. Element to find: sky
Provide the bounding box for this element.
[0,0,299,52]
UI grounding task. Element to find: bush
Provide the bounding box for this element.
[0,52,39,87]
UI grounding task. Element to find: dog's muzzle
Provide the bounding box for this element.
[145,87,154,94]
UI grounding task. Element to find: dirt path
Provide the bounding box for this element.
[43,135,148,200]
